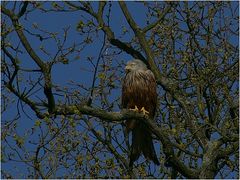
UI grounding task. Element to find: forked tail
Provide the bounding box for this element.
[129,122,160,167]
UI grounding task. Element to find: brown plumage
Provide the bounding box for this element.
[122,59,160,167]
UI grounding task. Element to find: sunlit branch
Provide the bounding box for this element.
[55,104,199,178]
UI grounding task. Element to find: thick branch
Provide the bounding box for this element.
[56,105,135,122]
[95,2,146,61]
[3,80,200,179]
[117,2,181,89]
[118,1,208,149]
[66,2,146,62]
[140,116,199,178]
[109,39,146,62]
[18,1,28,18]
[97,1,106,17]
[2,5,55,113]
[199,136,238,178]
[2,6,45,69]
[55,104,199,178]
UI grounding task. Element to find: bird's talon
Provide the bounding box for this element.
[130,105,139,112]
[140,107,149,116]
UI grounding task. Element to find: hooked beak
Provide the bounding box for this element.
[125,65,131,73]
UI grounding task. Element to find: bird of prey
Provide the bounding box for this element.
[122,59,160,167]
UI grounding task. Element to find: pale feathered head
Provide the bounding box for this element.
[125,59,147,73]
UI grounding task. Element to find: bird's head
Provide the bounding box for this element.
[125,59,147,73]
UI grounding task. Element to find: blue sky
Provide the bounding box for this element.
[1,2,148,178]
[1,1,239,178]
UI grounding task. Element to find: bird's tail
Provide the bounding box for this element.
[129,122,160,167]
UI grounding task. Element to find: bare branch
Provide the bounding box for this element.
[18,1,28,18]
[55,104,199,178]
[2,5,56,113]
[142,3,174,33]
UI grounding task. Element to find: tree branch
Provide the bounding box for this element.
[217,141,239,160]
[95,2,146,62]
[2,5,56,113]
[118,1,208,149]
[5,83,45,119]
[3,81,201,179]
[2,5,45,69]
[64,1,92,14]
[142,3,174,33]
[55,104,199,178]
[83,118,136,178]
[18,1,28,18]
[66,2,146,62]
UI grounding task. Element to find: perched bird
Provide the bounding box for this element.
[122,59,160,167]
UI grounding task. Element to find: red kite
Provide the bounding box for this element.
[122,59,160,167]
